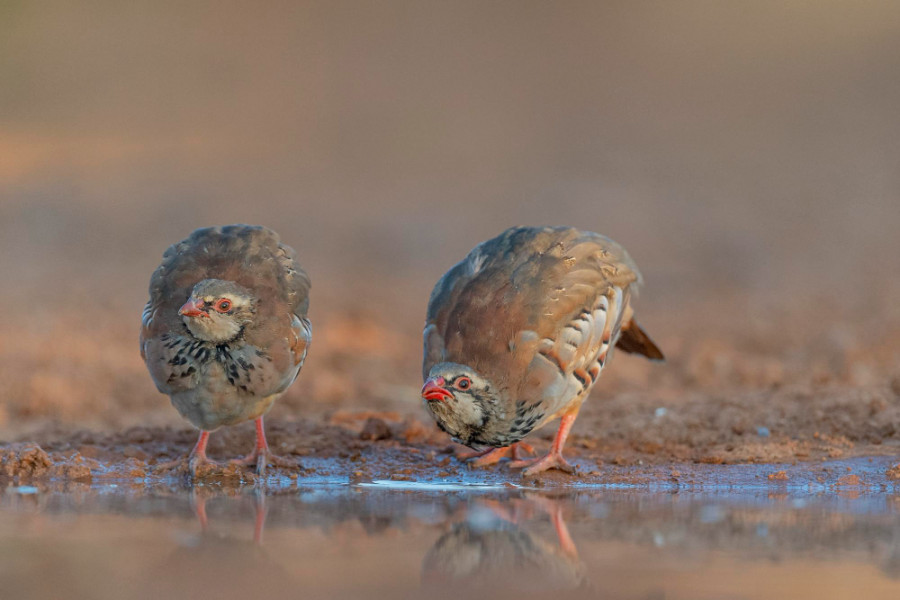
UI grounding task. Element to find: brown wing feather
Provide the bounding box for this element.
[423,226,642,390]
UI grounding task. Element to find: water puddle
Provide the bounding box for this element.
[359,479,516,491]
[4,459,900,599]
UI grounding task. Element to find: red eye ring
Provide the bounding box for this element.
[214,299,232,313]
[454,377,472,391]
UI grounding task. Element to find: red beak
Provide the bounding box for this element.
[178,298,207,318]
[422,377,453,402]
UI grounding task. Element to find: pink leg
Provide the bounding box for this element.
[155,430,217,476]
[509,408,580,476]
[458,442,535,467]
[252,492,267,545]
[254,417,267,454]
[190,431,210,460]
[187,430,218,475]
[191,492,209,532]
[550,504,578,557]
[231,416,297,475]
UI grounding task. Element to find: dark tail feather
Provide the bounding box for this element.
[616,318,665,361]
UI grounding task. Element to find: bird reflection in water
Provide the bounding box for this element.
[138,489,291,600]
[422,494,589,593]
[191,487,268,544]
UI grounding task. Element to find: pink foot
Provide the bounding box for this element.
[230,417,297,475]
[455,446,493,461]
[154,453,219,476]
[458,442,535,468]
[509,410,580,476]
[154,431,218,477]
[230,449,297,475]
[509,451,576,476]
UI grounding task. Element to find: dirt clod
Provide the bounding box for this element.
[0,444,52,478]
[887,464,900,480]
[836,474,862,486]
[360,418,392,441]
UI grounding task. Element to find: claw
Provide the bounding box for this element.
[230,416,297,475]
[469,447,513,468]
[154,430,218,477]
[188,453,219,476]
[509,452,576,476]
[230,449,297,475]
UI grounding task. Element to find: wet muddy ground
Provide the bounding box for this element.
[4,411,900,489]
[4,414,900,599]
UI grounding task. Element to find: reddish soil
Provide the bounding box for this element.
[2,288,900,487]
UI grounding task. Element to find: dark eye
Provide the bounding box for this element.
[214,299,232,313]
[455,377,472,391]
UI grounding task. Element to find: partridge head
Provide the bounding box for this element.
[421,363,498,443]
[178,279,257,343]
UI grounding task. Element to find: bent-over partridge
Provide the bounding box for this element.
[141,225,311,476]
[421,226,663,476]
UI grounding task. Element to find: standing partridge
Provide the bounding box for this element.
[141,225,311,476]
[421,226,663,476]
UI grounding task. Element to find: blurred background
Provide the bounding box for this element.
[1,1,899,441]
